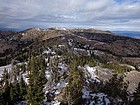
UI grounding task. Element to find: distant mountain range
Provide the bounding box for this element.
[113,31,140,39]
[0,27,140,39]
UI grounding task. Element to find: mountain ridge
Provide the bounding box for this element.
[0,28,140,66]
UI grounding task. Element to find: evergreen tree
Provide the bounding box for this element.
[10,83,15,105]
[102,74,128,104]
[19,75,27,100]
[3,77,11,105]
[65,60,83,105]
[26,57,36,105]
[0,69,11,105]
[26,56,47,105]
[9,75,20,104]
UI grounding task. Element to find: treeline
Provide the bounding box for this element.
[0,69,27,105]
[0,56,47,105]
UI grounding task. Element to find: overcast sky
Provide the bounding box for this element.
[0,0,140,31]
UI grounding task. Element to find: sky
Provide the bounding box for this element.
[0,0,140,31]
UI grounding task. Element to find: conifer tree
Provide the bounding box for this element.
[1,69,11,105]
[3,78,11,105]
[103,74,128,104]
[10,83,14,105]
[26,56,47,105]
[26,57,36,105]
[9,75,20,104]
[65,59,83,105]
[19,75,27,100]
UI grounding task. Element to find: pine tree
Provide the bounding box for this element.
[10,83,14,105]
[26,57,36,105]
[102,74,128,104]
[1,69,11,105]
[65,60,83,105]
[3,78,11,105]
[9,75,20,104]
[26,56,47,105]
[19,75,27,100]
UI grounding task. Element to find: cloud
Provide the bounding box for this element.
[0,0,140,31]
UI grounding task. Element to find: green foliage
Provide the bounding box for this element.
[102,74,128,104]
[26,56,47,105]
[102,64,127,73]
[0,69,12,105]
[0,68,27,105]
[19,76,27,100]
[66,55,96,67]
[64,60,83,105]
[11,76,20,104]
[0,56,12,66]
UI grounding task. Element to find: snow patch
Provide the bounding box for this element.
[22,33,25,36]
[55,90,60,95]
[45,71,51,79]
[45,100,60,105]
[74,48,85,51]
[0,64,12,77]
[84,65,98,79]
[68,39,73,46]
[43,48,56,55]
[58,44,65,48]
[58,63,68,72]
[22,71,28,84]
[82,87,110,105]
[54,79,68,89]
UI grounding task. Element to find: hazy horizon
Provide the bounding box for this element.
[0,0,140,32]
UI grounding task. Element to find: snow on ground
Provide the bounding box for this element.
[58,45,65,48]
[85,65,97,78]
[45,58,49,62]
[84,65,100,82]
[55,90,60,95]
[0,64,12,77]
[15,101,26,105]
[45,100,61,105]
[43,50,51,54]
[93,50,105,56]
[58,63,68,72]
[22,33,25,36]
[82,87,110,105]
[68,39,73,46]
[45,70,51,79]
[52,101,61,105]
[94,42,106,46]
[82,87,90,99]
[54,79,68,89]
[22,71,29,84]
[82,65,111,104]
[74,48,85,51]
[54,27,67,31]
[43,48,56,55]
[36,28,41,31]
[89,93,110,105]
[0,62,27,77]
